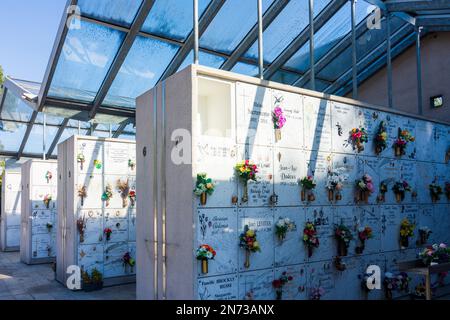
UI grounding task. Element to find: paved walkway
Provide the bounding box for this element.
[0,251,135,300]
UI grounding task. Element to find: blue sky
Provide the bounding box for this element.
[0,0,66,82]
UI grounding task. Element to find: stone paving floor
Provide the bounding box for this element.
[0,251,135,300]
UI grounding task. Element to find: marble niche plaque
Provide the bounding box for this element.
[31,210,54,234]
[238,269,274,300]
[104,241,129,278]
[397,116,417,160]
[332,256,362,300]
[432,205,450,245]
[104,141,132,175]
[380,205,400,252]
[271,89,303,149]
[303,96,332,152]
[304,151,332,205]
[306,260,334,300]
[355,108,382,156]
[416,161,435,204]
[194,137,237,208]
[78,243,104,274]
[236,82,273,147]
[331,102,356,154]
[196,208,238,277]
[274,207,305,267]
[31,186,57,211]
[415,120,434,162]
[378,158,400,205]
[128,210,136,242]
[104,209,129,243]
[274,265,308,300]
[78,209,103,245]
[237,146,273,207]
[433,124,450,163]
[238,208,274,271]
[332,153,363,205]
[77,140,104,175]
[400,205,418,249]
[417,205,436,245]
[198,274,238,300]
[435,163,449,204]
[31,232,54,259]
[104,175,132,209]
[273,148,303,206]
[362,156,382,205]
[305,206,333,262]
[357,206,382,254]
[77,174,103,209]
[399,160,418,205]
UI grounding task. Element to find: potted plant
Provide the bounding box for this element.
[326,169,347,202]
[429,183,443,203]
[417,226,432,245]
[122,252,136,273]
[77,215,86,243]
[196,244,216,274]
[235,161,258,203]
[349,127,368,153]
[418,243,450,266]
[274,217,296,242]
[355,226,373,254]
[299,176,316,202]
[45,171,52,184]
[272,272,293,300]
[355,174,374,204]
[303,221,319,257]
[239,225,260,268]
[272,106,286,142]
[43,194,52,209]
[374,121,388,155]
[193,173,215,205]
[393,128,414,157]
[334,224,353,256]
[104,227,112,241]
[78,185,87,206]
[102,184,113,207]
[82,268,103,292]
[117,179,130,208]
[392,180,412,203]
[399,218,414,249]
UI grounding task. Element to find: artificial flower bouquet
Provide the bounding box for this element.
[418,226,432,245]
[355,174,374,203]
[374,121,388,155]
[239,225,260,268]
[377,181,388,203]
[334,224,353,256]
[103,227,112,241]
[299,175,317,202]
[82,268,103,292]
[128,159,135,171]
[392,180,412,203]
[77,215,86,243]
[275,217,296,242]
[303,221,319,257]
[235,160,258,203]
[349,127,369,152]
[43,194,52,209]
[418,243,450,266]
[117,179,130,208]
[128,190,136,207]
[77,153,85,170]
[45,171,52,184]
[196,244,216,274]
[399,218,415,248]
[393,128,415,157]
[78,185,87,206]
[193,173,215,205]
[310,286,325,300]
[93,159,102,169]
[383,272,411,299]
[356,226,373,254]
[429,183,443,203]
[122,252,136,273]
[272,106,286,142]
[326,169,347,202]
[102,184,113,207]
[272,272,293,300]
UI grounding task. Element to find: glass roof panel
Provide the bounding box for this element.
[10,79,41,96]
[141,0,211,42]
[77,0,143,28]
[177,50,225,72]
[23,124,59,154]
[1,90,34,122]
[245,0,331,63]
[117,133,136,141]
[0,121,27,152]
[103,36,179,108]
[48,19,126,103]
[52,127,88,156]
[36,113,65,126]
[269,70,300,85]
[284,1,371,73]
[200,0,274,55]
[231,62,259,77]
